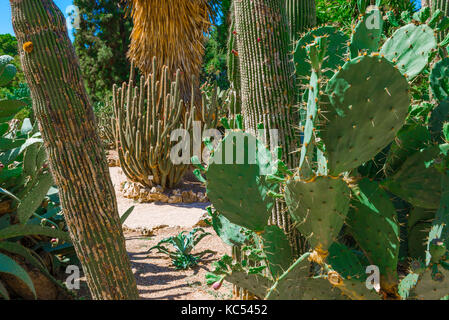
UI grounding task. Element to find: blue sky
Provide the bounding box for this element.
[1,0,75,40]
[0,0,423,40]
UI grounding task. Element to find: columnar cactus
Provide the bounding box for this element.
[113,58,195,189]
[233,0,298,168]
[425,0,449,41]
[10,0,139,299]
[285,0,317,42]
[232,0,304,261]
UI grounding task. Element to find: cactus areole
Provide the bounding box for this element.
[10,0,139,299]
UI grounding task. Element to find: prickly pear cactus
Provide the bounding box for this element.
[380,23,437,80]
[200,130,278,231]
[324,55,410,175]
[347,178,400,293]
[382,147,443,209]
[294,26,348,86]
[349,7,384,58]
[430,57,449,102]
[0,55,17,86]
[285,176,351,252]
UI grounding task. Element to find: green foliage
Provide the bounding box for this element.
[149,228,213,270]
[316,0,355,29]
[0,34,18,57]
[0,58,75,300]
[202,0,232,89]
[73,0,133,104]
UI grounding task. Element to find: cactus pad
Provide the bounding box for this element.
[328,242,366,280]
[398,273,419,299]
[382,147,442,209]
[300,71,319,171]
[324,55,410,175]
[294,26,348,84]
[384,123,431,176]
[350,8,384,58]
[225,271,272,299]
[261,225,294,279]
[336,278,382,300]
[206,131,277,231]
[414,267,449,300]
[380,24,437,80]
[0,55,17,86]
[429,100,449,143]
[209,210,247,247]
[347,178,400,289]
[430,58,449,102]
[265,253,311,300]
[285,176,351,251]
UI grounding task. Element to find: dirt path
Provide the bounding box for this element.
[126,228,232,300]
[76,164,232,300]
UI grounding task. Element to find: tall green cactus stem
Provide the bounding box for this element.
[233,0,302,254]
[428,0,449,41]
[285,0,316,43]
[233,0,297,167]
[113,58,194,189]
[10,0,139,299]
[227,3,241,116]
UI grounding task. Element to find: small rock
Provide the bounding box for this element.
[168,195,183,204]
[182,191,197,203]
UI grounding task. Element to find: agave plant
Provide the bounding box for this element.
[149,228,214,270]
[0,55,76,300]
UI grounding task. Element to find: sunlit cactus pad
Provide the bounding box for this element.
[324,55,410,175]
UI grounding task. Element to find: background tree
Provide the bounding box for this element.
[73,0,133,104]
[10,0,139,299]
[202,0,232,89]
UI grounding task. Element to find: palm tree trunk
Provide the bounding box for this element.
[10,0,139,300]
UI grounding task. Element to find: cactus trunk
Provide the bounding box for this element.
[10,0,139,300]
[233,0,299,166]
[285,0,317,42]
[424,0,449,41]
[233,0,303,249]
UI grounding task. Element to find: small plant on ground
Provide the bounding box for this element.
[149,228,214,270]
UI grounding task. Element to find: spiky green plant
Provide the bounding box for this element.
[149,228,213,270]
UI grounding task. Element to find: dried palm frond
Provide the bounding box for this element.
[126,0,219,103]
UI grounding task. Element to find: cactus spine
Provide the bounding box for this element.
[10,0,139,299]
[113,58,194,189]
